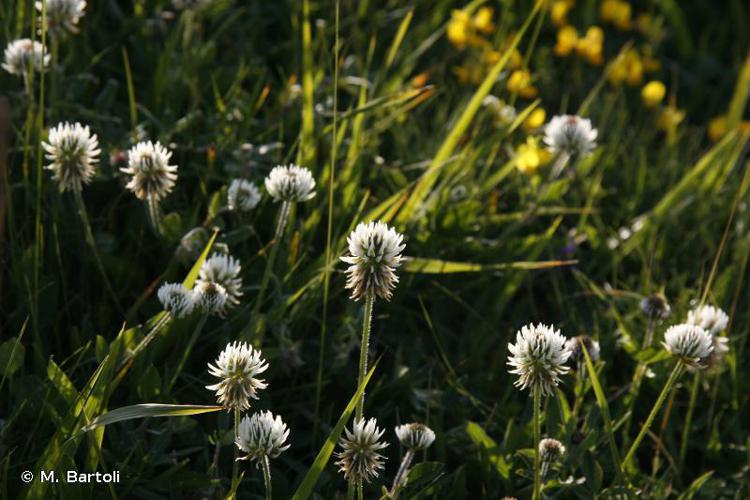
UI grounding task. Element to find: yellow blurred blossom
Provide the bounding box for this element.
[609,49,644,86]
[635,13,652,35]
[411,71,430,88]
[453,64,483,85]
[554,26,578,57]
[641,46,662,72]
[507,69,538,99]
[484,47,522,69]
[641,81,665,108]
[707,115,727,142]
[551,1,572,28]
[473,7,495,34]
[656,103,685,133]
[515,136,551,175]
[575,26,604,66]
[447,10,483,49]
[601,0,632,31]
[523,107,547,132]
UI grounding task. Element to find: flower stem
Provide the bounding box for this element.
[262,455,272,500]
[623,361,684,467]
[167,314,208,391]
[146,195,162,236]
[532,385,542,500]
[356,294,375,420]
[678,371,700,474]
[389,449,414,499]
[232,407,240,491]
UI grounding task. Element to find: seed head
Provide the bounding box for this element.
[121,141,178,202]
[42,122,100,192]
[227,178,262,212]
[2,39,50,76]
[341,221,406,301]
[543,114,598,158]
[335,418,389,484]
[662,324,713,368]
[686,305,729,336]
[507,323,571,396]
[206,341,268,411]
[640,293,671,319]
[395,422,435,451]
[195,252,242,315]
[157,282,195,318]
[264,164,316,202]
[565,335,600,365]
[236,411,290,463]
[193,281,229,316]
[36,0,86,35]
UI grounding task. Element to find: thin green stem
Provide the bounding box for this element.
[232,407,241,491]
[146,195,162,236]
[355,294,375,420]
[532,385,542,500]
[623,361,684,467]
[623,317,656,443]
[262,455,272,500]
[678,371,700,474]
[389,449,414,499]
[167,314,208,391]
[357,481,363,500]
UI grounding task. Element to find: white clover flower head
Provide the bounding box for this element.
[195,252,242,315]
[565,335,600,364]
[121,141,178,202]
[42,121,100,192]
[227,178,261,212]
[395,422,435,451]
[340,221,406,301]
[662,324,713,368]
[236,411,290,463]
[686,305,729,336]
[543,114,598,158]
[336,418,389,484]
[206,341,268,411]
[264,164,316,202]
[36,0,86,35]
[640,293,671,320]
[539,438,566,463]
[699,335,729,371]
[507,323,571,396]
[193,280,229,316]
[2,39,50,76]
[157,282,195,318]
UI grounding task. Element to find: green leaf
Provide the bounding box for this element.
[403,257,577,274]
[465,421,510,479]
[183,228,219,288]
[80,404,223,433]
[0,336,25,378]
[677,471,714,499]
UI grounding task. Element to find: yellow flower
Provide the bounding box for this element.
[485,47,521,69]
[707,115,727,142]
[551,1,572,28]
[601,0,632,30]
[515,137,551,175]
[453,64,483,85]
[600,0,618,23]
[447,10,477,48]
[575,26,604,66]
[554,26,579,57]
[656,104,685,133]
[411,71,430,88]
[507,69,538,99]
[473,6,495,34]
[609,49,643,86]
[641,46,662,72]
[523,107,547,132]
[641,81,666,108]
[635,13,652,36]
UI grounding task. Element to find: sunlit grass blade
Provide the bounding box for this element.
[80,404,223,433]
[403,257,577,274]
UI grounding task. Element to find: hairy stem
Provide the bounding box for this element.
[532,385,542,500]
[389,449,414,499]
[356,294,375,420]
[232,407,240,491]
[262,455,272,500]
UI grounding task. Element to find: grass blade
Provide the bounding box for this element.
[80,404,223,433]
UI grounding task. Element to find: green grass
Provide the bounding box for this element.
[1,0,750,498]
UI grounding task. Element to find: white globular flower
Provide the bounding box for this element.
[157,282,195,318]
[662,324,713,368]
[507,323,571,396]
[36,0,87,35]
[539,438,566,478]
[335,418,389,484]
[395,422,435,451]
[2,39,50,76]
[206,341,269,411]
[640,293,671,320]
[340,221,406,301]
[264,164,316,202]
[236,411,291,463]
[543,115,598,158]
[195,253,242,315]
[193,280,229,316]
[686,305,729,336]
[227,178,262,212]
[565,335,600,365]
[121,141,178,202]
[42,122,100,192]
[700,335,729,371]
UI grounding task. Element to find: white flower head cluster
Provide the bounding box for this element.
[42,121,100,193]
[395,422,435,451]
[640,293,672,320]
[565,335,600,365]
[341,221,406,301]
[507,323,571,396]
[335,418,389,484]
[206,341,268,411]
[236,410,290,463]
[539,438,566,463]
[264,164,316,202]
[543,115,598,158]
[194,252,242,316]
[192,281,228,315]
[227,178,262,212]
[2,39,50,76]
[121,141,178,202]
[686,305,729,336]
[662,324,713,368]
[157,282,195,318]
[36,0,87,35]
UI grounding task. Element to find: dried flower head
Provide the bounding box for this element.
[543,114,598,158]
[206,341,268,411]
[42,122,100,192]
[507,323,571,396]
[341,221,406,301]
[36,0,86,35]
[195,253,242,315]
[640,293,671,319]
[157,282,195,318]
[395,422,435,451]
[2,39,50,76]
[236,411,290,463]
[335,418,389,484]
[193,281,229,316]
[686,305,729,336]
[565,335,600,364]
[121,141,178,202]
[662,324,713,368]
[227,178,262,212]
[539,438,566,478]
[264,164,316,202]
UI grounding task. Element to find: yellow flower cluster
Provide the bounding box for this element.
[447,7,495,49]
[554,26,604,66]
[707,115,750,142]
[514,136,551,175]
[550,0,575,28]
[600,0,633,31]
[507,69,538,99]
[641,81,666,108]
[608,47,659,87]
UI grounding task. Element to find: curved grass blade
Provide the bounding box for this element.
[80,404,223,433]
[403,257,577,274]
